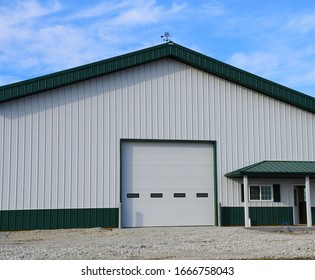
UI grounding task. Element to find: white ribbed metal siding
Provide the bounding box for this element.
[1,58,315,211]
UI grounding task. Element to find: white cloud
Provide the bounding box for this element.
[199,2,225,17]
[0,0,61,24]
[68,1,129,20]
[287,69,315,87]
[1,0,315,97]
[111,0,186,26]
[287,13,315,33]
[0,75,19,86]
[0,0,62,47]
[30,25,93,68]
[229,51,280,78]
[0,0,188,84]
[227,46,315,95]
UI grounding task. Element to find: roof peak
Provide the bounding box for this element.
[1,43,315,114]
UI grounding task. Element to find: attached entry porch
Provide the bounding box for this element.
[225,161,315,228]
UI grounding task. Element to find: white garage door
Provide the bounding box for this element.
[121,141,215,227]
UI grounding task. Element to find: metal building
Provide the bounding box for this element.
[1,42,315,230]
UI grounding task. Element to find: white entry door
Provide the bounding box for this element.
[121,141,215,227]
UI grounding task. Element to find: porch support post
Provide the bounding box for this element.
[243,175,250,227]
[305,176,312,227]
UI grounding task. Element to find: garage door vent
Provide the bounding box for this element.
[127,193,139,198]
[174,193,186,198]
[151,193,163,198]
[197,193,209,198]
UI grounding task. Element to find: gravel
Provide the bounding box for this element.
[1,227,315,260]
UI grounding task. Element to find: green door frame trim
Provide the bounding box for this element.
[119,139,219,226]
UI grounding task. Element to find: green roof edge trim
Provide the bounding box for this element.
[0,43,171,103]
[1,42,315,114]
[225,161,266,178]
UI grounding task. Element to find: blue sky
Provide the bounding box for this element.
[1,0,315,97]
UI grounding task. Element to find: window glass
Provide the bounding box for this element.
[250,186,260,200]
[261,185,272,200]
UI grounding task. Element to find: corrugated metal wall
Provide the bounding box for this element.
[1,58,315,211]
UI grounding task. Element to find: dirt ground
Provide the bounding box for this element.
[1,226,315,260]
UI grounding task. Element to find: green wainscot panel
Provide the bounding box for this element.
[249,207,293,226]
[221,207,244,226]
[221,207,293,226]
[0,208,118,231]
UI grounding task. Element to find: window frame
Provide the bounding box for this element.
[249,185,273,201]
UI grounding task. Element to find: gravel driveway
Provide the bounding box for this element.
[1,226,315,260]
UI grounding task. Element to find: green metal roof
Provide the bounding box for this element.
[225,161,315,178]
[1,42,315,114]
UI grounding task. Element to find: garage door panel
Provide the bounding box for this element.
[122,141,215,227]
[123,199,215,208]
[122,177,214,190]
[124,203,215,214]
[123,189,214,198]
[123,143,212,153]
[123,191,214,201]
[123,165,213,179]
[123,212,214,227]
[123,153,214,166]
[124,213,213,227]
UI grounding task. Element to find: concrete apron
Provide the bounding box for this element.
[246,225,315,232]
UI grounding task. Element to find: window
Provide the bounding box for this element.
[249,185,272,201]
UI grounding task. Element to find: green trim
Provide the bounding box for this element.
[1,43,315,114]
[120,139,218,226]
[119,139,123,228]
[226,160,315,178]
[249,207,293,226]
[213,141,218,226]
[312,208,315,225]
[0,208,118,231]
[221,207,244,226]
[221,206,293,226]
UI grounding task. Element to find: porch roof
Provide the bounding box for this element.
[225,161,315,178]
